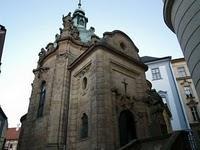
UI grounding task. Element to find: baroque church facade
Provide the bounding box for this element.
[18,3,170,150]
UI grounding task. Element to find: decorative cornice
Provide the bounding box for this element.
[110,59,140,76]
[68,43,147,71]
[73,60,92,77]
[171,58,185,63]
[176,76,191,81]
[37,37,90,65]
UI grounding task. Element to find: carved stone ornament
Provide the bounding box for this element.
[46,43,54,52]
[55,33,61,41]
[38,48,46,58]
[186,99,198,107]
[62,12,73,30]
[33,67,49,78]
[111,88,135,110]
[71,26,80,40]
[60,12,80,41]
[74,61,91,78]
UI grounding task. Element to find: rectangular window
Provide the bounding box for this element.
[177,67,186,77]
[190,106,200,121]
[184,86,193,98]
[151,68,162,80]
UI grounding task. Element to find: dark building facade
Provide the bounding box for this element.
[0,107,8,149]
[0,25,6,73]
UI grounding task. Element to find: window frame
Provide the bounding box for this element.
[37,81,46,118]
[177,66,186,77]
[151,68,162,80]
[80,113,88,139]
[184,86,193,98]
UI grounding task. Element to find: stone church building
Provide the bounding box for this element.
[18,3,174,150]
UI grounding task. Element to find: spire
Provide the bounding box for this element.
[78,0,82,9]
[72,0,88,29]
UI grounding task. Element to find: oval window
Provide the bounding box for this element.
[120,42,126,50]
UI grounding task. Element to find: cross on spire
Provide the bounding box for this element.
[78,0,82,8]
[121,79,128,95]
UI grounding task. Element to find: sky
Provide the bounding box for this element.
[0,0,183,127]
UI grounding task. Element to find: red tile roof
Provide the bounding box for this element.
[6,128,21,140]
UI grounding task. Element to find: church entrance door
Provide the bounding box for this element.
[119,110,137,147]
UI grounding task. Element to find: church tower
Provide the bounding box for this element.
[18,2,170,150]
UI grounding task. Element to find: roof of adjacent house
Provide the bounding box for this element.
[140,56,171,63]
[6,128,21,140]
[0,24,6,32]
[171,57,185,63]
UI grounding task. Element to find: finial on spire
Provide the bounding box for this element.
[78,0,82,8]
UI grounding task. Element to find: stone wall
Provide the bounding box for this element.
[67,45,151,149]
[18,39,87,150]
[118,131,191,150]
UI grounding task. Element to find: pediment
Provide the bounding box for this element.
[102,30,140,60]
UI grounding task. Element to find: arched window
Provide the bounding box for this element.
[120,42,126,50]
[80,113,88,139]
[82,77,87,90]
[37,81,46,118]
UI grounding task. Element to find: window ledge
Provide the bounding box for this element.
[152,78,163,81]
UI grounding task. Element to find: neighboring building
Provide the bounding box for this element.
[0,25,6,73]
[18,3,176,150]
[172,58,200,146]
[0,107,8,149]
[4,127,21,150]
[141,56,189,131]
[163,0,200,99]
